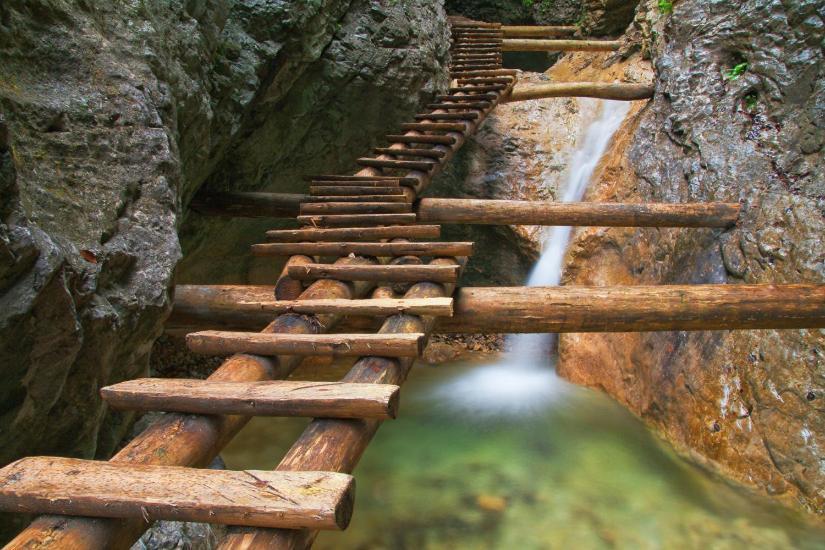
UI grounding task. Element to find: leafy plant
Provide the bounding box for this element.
[724,62,749,80]
[522,0,535,7]
[658,0,673,14]
[744,92,758,111]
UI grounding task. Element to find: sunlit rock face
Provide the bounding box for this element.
[558,0,825,515]
[0,0,448,499]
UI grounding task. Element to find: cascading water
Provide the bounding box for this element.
[431,99,632,417]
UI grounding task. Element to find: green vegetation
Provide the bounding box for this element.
[724,62,749,80]
[658,0,673,14]
[744,92,758,111]
[522,0,534,7]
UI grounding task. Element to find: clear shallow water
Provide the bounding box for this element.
[222,360,825,549]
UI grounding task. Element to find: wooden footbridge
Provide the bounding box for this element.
[2,18,824,550]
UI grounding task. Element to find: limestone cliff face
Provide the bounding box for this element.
[0,0,448,485]
[557,0,825,515]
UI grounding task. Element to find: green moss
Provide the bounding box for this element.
[724,62,749,80]
[658,0,673,14]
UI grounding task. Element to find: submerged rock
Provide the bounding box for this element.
[557,0,825,516]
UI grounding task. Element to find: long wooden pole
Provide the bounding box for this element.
[502,38,621,51]
[186,193,741,228]
[167,284,825,334]
[503,82,654,102]
[416,199,740,227]
[501,25,577,38]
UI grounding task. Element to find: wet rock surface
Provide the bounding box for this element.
[557,0,825,515]
[0,3,448,541]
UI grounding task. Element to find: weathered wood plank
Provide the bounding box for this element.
[214,297,454,317]
[265,225,440,242]
[287,263,460,283]
[309,186,404,196]
[385,134,457,145]
[500,25,577,37]
[0,457,354,530]
[373,147,446,159]
[187,330,426,357]
[356,158,437,172]
[251,241,473,258]
[400,122,466,132]
[299,202,411,215]
[504,82,654,102]
[101,379,400,419]
[501,38,622,51]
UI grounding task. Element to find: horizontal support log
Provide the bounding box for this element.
[504,82,654,102]
[200,297,454,317]
[502,39,621,51]
[400,122,467,132]
[309,186,404,196]
[187,330,426,357]
[300,202,411,215]
[168,284,825,334]
[0,457,354,530]
[415,112,479,121]
[251,241,474,258]
[304,175,415,184]
[449,69,518,78]
[309,179,405,187]
[265,225,440,242]
[101,379,400,419]
[501,25,577,37]
[436,93,499,101]
[427,102,491,110]
[297,213,417,227]
[449,84,508,93]
[308,194,410,203]
[416,199,739,227]
[357,158,437,171]
[386,134,457,145]
[374,147,446,159]
[287,263,460,283]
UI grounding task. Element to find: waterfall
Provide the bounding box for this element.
[430,99,631,417]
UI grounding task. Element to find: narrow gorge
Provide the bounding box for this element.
[0,0,823,548]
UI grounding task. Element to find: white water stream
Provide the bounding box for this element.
[431,99,632,417]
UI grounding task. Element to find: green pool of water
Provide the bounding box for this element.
[222,360,825,549]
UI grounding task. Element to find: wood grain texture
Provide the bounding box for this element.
[101,379,400,419]
[501,38,621,51]
[187,331,425,357]
[251,241,473,258]
[500,25,576,37]
[417,199,739,227]
[0,457,354,530]
[299,202,411,215]
[297,213,417,227]
[265,225,440,242]
[220,297,454,317]
[504,82,654,102]
[287,263,460,283]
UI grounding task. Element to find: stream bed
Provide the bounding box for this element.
[222,359,825,549]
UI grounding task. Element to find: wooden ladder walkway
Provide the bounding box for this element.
[0,19,516,550]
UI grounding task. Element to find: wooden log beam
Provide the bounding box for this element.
[299,202,411,215]
[504,82,654,102]
[309,186,404,196]
[251,241,474,258]
[501,38,622,51]
[501,25,577,37]
[0,457,354,531]
[217,257,462,549]
[297,213,417,227]
[287,263,460,283]
[265,225,441,242]
[186,331,426,357]
[168,284,825,334]
[101,379,400,419]
[417,199,740,227]
[180,297,453,317]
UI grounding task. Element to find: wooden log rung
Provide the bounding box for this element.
[449,84,508,92]
[204,297,454,317]
[400,122,466,132]
[287,263,460,283]
[187,330,426,358]
[0,457,354,530]
[415,112,479,121]
[309,186,405,196]
[297,213,418,227]
[374,147,446,159]
[357,158,437,172]
[299,202,412,215]
[436,93,499,101]
[251,241,474,258]
[386,134,456,145]
[457,77,514,85]
[101,378,401,419]
[304,175,416,184]
[309,195,410,203]
[427,102,491,110]
[309,179,405,187]
[265,225,441,242]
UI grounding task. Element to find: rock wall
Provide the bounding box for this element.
[445,0,583,26]
[0,0,448,515]
[558,0,825,515]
